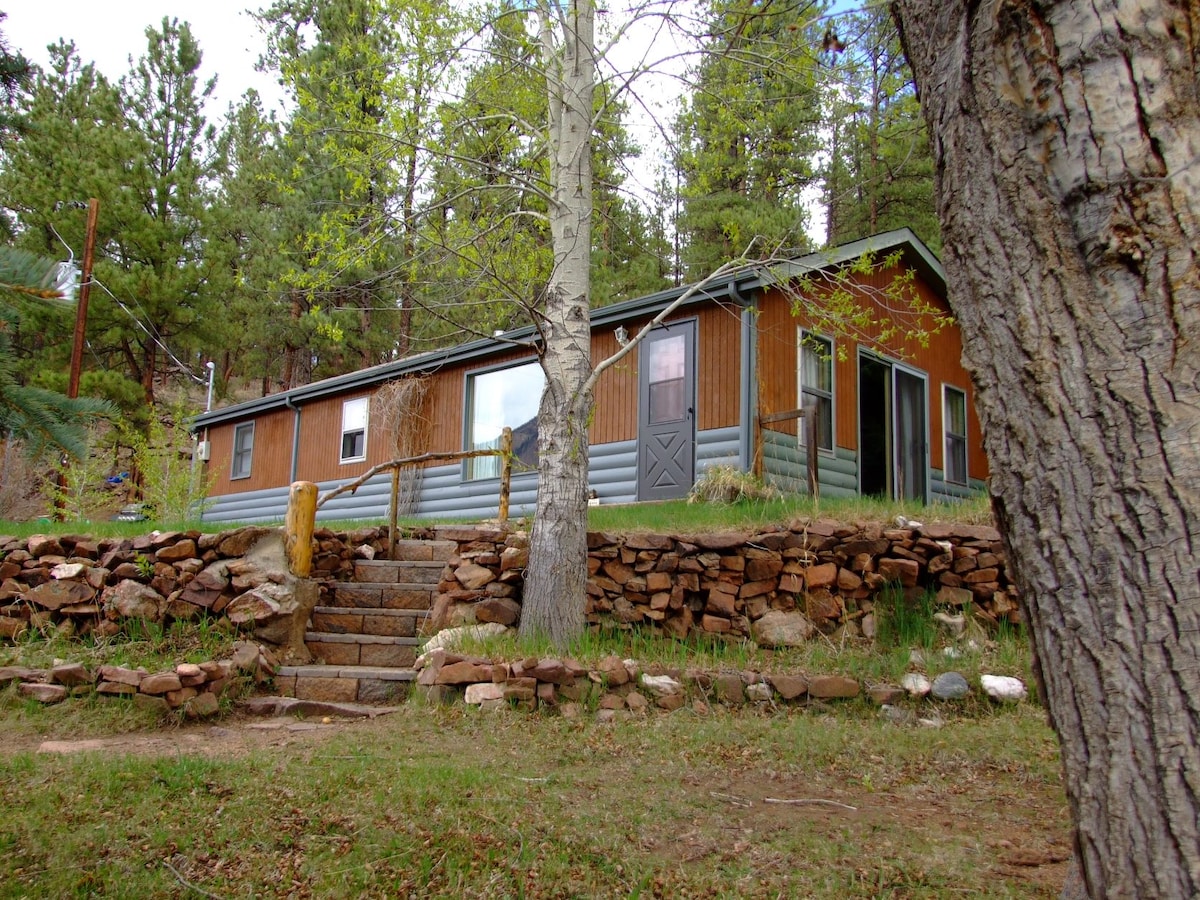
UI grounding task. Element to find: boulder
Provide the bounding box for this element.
[751,609,816,648]
[102,580,166,622]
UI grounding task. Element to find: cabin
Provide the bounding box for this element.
[192,229,988,523]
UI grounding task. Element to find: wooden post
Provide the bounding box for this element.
[803,404,819,499]
[285,480,317,577]
[497,426,513,524]
[388,466,400,560]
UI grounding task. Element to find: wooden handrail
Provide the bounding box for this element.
[754,406,819,498]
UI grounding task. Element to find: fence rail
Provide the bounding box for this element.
[286,427,514,568]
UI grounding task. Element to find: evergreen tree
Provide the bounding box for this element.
[820,7,937,249]
[674,0,825,277]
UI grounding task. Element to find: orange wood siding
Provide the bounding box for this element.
[754,266,989,480]
[204,407,295,494]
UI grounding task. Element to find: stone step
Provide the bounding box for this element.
[275,664,417,705]
[386,539,458,563]
[311,606,428,638]
[354,559,445,585]
[328,583,436,611]
[305,631,421,668]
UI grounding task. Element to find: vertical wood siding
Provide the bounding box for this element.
[205,407,295,495]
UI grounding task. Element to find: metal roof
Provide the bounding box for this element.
[192,228,943,429]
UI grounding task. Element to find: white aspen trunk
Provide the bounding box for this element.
[520,0,595,647]
[890,0,1200,896]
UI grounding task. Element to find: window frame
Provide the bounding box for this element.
[942,384,969,485]
[340,396,369,464]
[231,422,254,480]
[797,329,835,454]
[463,358,543,482]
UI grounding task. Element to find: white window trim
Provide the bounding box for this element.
[340,397,369,464]
[231,422,254,480]
[942,384,969,485]
[797,328,835,454]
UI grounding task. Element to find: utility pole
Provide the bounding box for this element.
[67,198,99,399]
[55,198,99,520]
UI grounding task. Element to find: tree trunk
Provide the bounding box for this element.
[890,1,1199,896]
[519,0,595,648]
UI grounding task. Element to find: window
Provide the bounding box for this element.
[466,360,543,480]
[341,397,369,463]
[943,385,968,484]
[798,331,834,452]
[231,423,254,479]
[647,334,687,424]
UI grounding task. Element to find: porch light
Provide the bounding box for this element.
[614,325,629,346]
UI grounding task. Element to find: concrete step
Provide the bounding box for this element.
[274,664,417,705]
[354,559,445,585]
[305,631,421,668]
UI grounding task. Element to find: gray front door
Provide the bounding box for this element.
[638,320,696,500]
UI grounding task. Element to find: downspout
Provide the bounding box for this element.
[728,277,757,472]
[284,395,301,485]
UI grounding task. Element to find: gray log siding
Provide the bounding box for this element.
[760,428,859,499]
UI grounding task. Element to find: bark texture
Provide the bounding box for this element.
[520,0,595,647]
[890,0,1199,895]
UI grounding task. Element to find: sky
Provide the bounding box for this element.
[3,1,288,122]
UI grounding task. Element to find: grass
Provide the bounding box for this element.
[0,616,237,679]
[1,491,995,540]
[0,702,1068,898]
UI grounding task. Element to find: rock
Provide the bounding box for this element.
[930,671,970,700]
[767,673,808,700]
[436,661,493,684]
[184,691,221,718]
[48,663,91,687]
[464,682,505,704]
[454,563,496,590]
[751,609,816,648]
[901,673,932,697]
[596,655,630,686]
[640,673,683,698]
[422,622,508,652]
[868,684,905,705]
[102,580,166,622]
[139,672,184,695]
[24,579,95,612]
[98,665,145,687]
[19,683,68,703]
[807,675,860,699]
[745,682,773,702]
[474,596,520,626]
[51,562,87,580]
[155,540,198,563]
[713,673,745,703]
[980,674,1027,703]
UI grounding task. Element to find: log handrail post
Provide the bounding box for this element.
[497,426,513,524]
[285,480,317,577]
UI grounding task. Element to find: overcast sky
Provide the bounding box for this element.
[3,1,287,122]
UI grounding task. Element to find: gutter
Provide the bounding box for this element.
[284,396,301,484]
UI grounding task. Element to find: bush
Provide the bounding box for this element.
[687,464,780,504]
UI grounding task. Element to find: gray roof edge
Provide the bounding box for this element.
[194,229,941,430]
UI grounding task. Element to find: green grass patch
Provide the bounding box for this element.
[0,703,1068,898]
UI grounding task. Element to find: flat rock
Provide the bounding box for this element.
[752,609,816,647]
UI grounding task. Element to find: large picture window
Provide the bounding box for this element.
[943,385,968,485]
[231,422,254,480]
[798,331,834,453]
[341,397,369,463]
[466,360,543,480]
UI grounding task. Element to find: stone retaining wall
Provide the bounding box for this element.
[1,519,1016,649]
